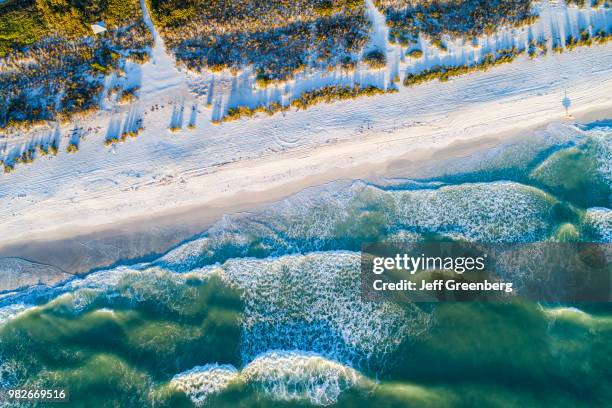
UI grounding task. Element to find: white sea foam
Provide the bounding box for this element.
[584,208,612,242]
[170,364,239,407]
[587,126,612,185]
[242,351,364,406]
[172,351,365,407]
[0,303,30,325]
[215,251,432,368]
[0,250,432,372]
[159,179,560,270]
[391,181,557,242]
[541,305,612,328]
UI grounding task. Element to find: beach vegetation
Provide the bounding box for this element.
[149,0,370,83]
[593,29,612,44]
[66,143,79,153]
[527,38,548,58]
[537,38,548,55]
[255,70,274,88]
[0,0,152,130]
[562,28,611,50]
[119,88,139,105]
[407,48,423,58]
[528,40,537,58]
[403,46,525,87]
[431,38,447,51]
[377,0,538,47]
[16,149,35,164]
[48,141,59,156]
[340,56,357,72]
[3,161,14,174]
[128,50,150,64]
[564,0,605,7]
[105,126,144,146]
[362,49,387,69]
[219,84,395,122]
[314,0,335,17]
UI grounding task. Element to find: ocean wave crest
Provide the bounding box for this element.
[159,180,561,271]
[170,364,239,407]
[171,351,365,407]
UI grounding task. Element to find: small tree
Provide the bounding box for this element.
[363,49,386,69]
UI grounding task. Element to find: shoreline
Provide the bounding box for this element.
[1,40,612,277]
[0,134,505,274]
[0,2,610,280]
[0,105,610,277]
[0,133,507,277]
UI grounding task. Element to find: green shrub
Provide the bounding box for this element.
[431,38,447,51]
[255,70,273,88]
[407,48,423,58]
[314,0,334,16]
[594,29,612,44]
[362,49,386,69]
[66,143,79,153]
[91,62,111,75]
[48,142,59,156]
[119,88,139,104]
[128,50,151,64]
[403,46,524,87]
[381,0,537,41]
[3,162,14,174]
[528,40,537,58]
[0,0,151,129]
[220,84,394,122]
[0,1,46,56]
[150,0,369,82]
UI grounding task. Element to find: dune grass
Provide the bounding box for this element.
[216,84,396,123]
[403,46,525,87]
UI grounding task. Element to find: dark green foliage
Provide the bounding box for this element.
[0,0,152,130]
[149,0,371,82]
[362,49,386,69]
[380,0,538,45]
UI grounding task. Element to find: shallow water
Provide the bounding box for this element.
[0,123,610,407]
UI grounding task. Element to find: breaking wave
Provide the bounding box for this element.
[171,351,365,407]
[159,180,564,272]
[170,364,239,406]
[215,252,431,368]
